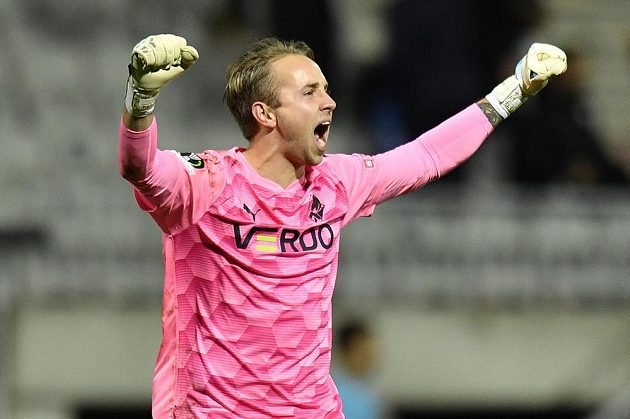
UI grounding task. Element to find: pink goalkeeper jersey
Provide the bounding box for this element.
[118,104,492,418]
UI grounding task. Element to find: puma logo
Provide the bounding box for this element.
[243,204,261,222]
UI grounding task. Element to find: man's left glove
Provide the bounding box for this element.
[486,43,567,119]
[125,34,199,117]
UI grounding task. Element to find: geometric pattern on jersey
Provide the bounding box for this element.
[159,150,350,418]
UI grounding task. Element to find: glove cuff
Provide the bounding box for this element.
[125,76,159,118]
[485,75,527,119]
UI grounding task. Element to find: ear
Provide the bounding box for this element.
[252,102,277,129]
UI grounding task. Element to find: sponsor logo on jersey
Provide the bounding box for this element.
[232,195,333,253]
[232,224,334,253]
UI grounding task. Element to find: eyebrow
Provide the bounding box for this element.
[304,82,329,91]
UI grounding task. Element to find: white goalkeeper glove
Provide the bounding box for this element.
[486,43,567,119]
[125,34,199,118]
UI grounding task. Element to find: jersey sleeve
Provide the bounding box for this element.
[118,117,226,235]
[331,104,493,226]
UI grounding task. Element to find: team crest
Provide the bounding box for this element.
[308,195,325,222]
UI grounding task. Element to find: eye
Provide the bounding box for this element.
[303,89,314,96]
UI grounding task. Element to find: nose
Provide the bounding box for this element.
[321,91,336,112]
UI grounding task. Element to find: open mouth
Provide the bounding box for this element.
[314,121,331,144]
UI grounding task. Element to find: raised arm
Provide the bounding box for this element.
[118,35,221,234]
[338,43,568,213]
[119,34,199,181]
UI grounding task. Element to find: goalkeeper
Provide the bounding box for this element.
[118,34,566,418]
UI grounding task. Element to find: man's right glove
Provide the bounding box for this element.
[125,34,199,118]
[486,43,567,119]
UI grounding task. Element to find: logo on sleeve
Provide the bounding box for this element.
[179,152,205,169]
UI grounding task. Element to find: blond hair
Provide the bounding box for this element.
[224,38,314,140]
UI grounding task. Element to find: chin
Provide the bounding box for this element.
[309,155,325,166]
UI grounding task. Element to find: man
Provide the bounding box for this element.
[118,34,566,418]
[332,320,383,419]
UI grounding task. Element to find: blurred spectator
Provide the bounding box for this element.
[356,1,543,182]
[269,0,340,101]
[193,1,262,121]
[333,320,384,419]
[504,47,630,185]
[472,0,545,85]
[360,1,483,155]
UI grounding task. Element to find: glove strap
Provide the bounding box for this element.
[125,75,159,118]
[485,75,527,119]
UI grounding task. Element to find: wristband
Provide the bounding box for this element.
[125,76,159,118]
[485,75,528,119]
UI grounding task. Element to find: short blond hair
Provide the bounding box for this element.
[224,38,314,140]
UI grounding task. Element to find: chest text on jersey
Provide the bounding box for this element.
[233,223,335,253]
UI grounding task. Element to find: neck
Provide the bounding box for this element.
[243,138,305,189]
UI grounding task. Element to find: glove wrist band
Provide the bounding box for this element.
[125,76,159,118]
[485,75,527,119]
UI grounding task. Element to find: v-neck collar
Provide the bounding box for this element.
[234,149,309,193]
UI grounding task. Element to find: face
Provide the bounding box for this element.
[269,54,336,167]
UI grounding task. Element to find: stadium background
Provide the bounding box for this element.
[1,0,630,418]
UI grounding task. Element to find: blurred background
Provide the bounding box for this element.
[2,0,630,418]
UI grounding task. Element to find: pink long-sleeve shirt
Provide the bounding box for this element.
[118,104,492,418]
